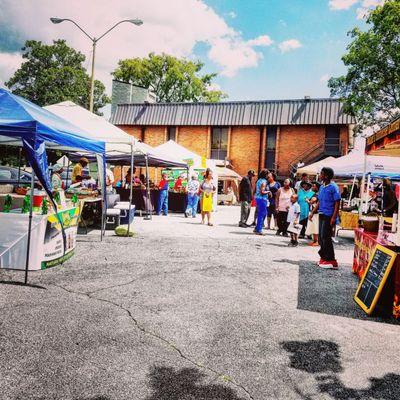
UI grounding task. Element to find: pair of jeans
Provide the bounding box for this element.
[255,198,268,233]
[318,214,335,261]
[186,194,199,217]
[277,211,289,234]
[240,201,251,224]
[157,190,168,215]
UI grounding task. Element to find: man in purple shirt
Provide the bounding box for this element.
[309,167,341,269]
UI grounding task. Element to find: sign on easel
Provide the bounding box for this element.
[354,244,398,315]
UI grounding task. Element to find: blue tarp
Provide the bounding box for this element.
[0,88,106,196]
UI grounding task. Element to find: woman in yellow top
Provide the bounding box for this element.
[199,168,216,226]
[72,157,90,183]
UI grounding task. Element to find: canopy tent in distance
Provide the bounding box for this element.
[296,157,335,176]
[0,88,106,283]
[45,102,187,168]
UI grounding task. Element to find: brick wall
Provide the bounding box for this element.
[144,126,166,147]
[277,125,326,177]
[230,126,261,177]
[177,126,209,158]
[118,125,143,141]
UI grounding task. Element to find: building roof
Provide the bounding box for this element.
[111,98,355,126]
[366,115,400,147]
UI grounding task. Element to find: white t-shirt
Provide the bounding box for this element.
[287,202,301,223]
[106,168,115,193]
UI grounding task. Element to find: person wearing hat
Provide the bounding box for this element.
[51,164,64,190]
[71,157,90,184]
[238,169,255,227]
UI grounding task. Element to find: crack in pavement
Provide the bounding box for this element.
[50,282,255,400]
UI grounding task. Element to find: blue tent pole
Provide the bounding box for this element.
[24,169,35,285]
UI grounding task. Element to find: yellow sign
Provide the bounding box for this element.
[201,156,207,169]
[354,244,398,315]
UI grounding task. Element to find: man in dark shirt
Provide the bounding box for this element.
[238,170,255,227]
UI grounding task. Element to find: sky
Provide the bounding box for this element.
[0,0,384,109]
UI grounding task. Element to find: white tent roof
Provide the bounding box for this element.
[216,167,242,180]
[297,157,335,176]
[320,151,400,177]
[45,101,137,155]
[155,140,215,169]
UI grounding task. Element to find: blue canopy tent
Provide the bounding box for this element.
[0,88,106,284]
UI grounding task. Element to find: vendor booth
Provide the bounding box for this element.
[0,89,106,283]
[45,102,186,227]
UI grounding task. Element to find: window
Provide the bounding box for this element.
[325,126,341,155]
[167,126,176,141]
[265,126,277,170]
[211,127,228,160]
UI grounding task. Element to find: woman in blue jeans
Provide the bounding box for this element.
[254,169,270,235]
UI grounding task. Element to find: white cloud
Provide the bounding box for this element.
[329,0,358,10]
[0,0,273,90]
[320,74,330,83]
[247,35,274,47]
[0,52,23,88]
[278,39,302,53]
[228,11,237,19]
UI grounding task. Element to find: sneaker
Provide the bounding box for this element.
[238,222,248,228]
[282,233,289,237]
[184,212,189,218]
[275,231,281,236]
[254,231,264,236]
[192,215,196,218]
[319,260,339,270]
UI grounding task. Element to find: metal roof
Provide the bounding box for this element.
[111,98,355,126]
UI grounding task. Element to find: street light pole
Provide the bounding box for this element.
[50,18,143,113]
[89,40,97,113]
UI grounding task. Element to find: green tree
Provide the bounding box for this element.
[6,39,110,115]
[328,0,400,129]
[112,53,227,103]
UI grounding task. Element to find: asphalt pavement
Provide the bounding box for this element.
[1,206,399,400]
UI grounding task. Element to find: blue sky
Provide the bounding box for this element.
[200,0,368,100]
[0,0,380,104]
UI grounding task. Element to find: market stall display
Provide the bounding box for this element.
[0,89,106,283]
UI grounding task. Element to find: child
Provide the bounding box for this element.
[309,167,341,269]
[287,194,301,246]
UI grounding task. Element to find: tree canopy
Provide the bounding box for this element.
[112,53,226,103]
[328,0,400,129]
[6,39,110,115]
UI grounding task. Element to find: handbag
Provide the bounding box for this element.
[287,221,302,235]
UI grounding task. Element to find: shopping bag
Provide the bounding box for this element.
[202,193,213,212]
[287,221,302,235]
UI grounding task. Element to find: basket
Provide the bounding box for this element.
[0,184,14,194]
[361,216,379,233]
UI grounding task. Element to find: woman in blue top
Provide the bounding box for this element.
[297,181,314,238]
[254,169,270,235]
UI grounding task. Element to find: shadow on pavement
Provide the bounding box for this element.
[145,366,246,400]
[282,339,400,400]
[274,258,399,324]
[77,397,110,400]
[0,280,47,290]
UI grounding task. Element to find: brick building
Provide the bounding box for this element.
[111,98,355,178]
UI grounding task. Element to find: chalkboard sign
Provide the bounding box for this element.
[354,245,397,315]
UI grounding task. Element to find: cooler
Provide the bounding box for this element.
[115,202,135,225]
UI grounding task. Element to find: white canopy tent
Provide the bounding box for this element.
[320,151,400,178]
[296,157,335,176]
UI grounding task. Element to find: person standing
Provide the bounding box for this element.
[238,170,255,227]
[106,166,115,193]
[306,181,321,246]
[174,175,184,191]
[200,168,216,226]
[71,157,90,184]
[309,167,341,269]
[254,169,269,235]
[276,178,294,236]
[287,194,301,247]
[266,172,281,230]
[157,173,170,216]
[295,173,309,192]
[298,181,314,239]
[51,164,64,190]
[185,175,200,218]
[382,178,398,217]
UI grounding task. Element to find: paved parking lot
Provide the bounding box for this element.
[1,207,399,399]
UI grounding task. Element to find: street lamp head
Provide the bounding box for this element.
[50,17,65,24]
[128,18,143,26]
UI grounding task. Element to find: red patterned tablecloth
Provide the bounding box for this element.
[353,228,400,318]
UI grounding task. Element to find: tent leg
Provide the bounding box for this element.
[100,202,104,241]
[24,170,35,285]
[144,154,151,221]
[65,158,71,189]
[17,148,22,188]
[127,144,134,236]
[348,175,356,203]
